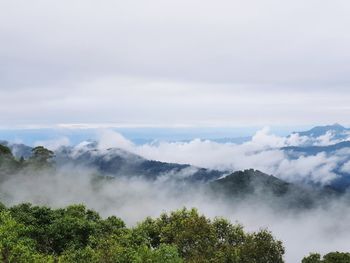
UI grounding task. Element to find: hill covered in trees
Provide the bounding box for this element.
[209,169,339,209]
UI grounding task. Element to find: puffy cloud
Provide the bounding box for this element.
[274,153,339,184]
[314,131,341,146]
[97,129,135,152]
[340,161,350,174]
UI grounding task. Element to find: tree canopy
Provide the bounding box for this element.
[0,145,12,156]
[29,146,54,166]
[302,252,350,263]
[0,144,55,177]
[0,203,286,263]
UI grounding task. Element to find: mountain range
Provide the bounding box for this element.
[294,123,350,139]
[54,141,224,182]
[1,124,350,207]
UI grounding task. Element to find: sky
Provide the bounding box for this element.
[1,0,350,129]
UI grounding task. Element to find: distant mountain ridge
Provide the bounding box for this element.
[294,123,350,139]
[0,133,349,210]
[55,142,225,182]
[2,123,350,191]
[0,140,32,159]
[283,141,350,155]
[209,169,339,209]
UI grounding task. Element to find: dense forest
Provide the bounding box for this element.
[0,203,285,263]
[0,144,349,262]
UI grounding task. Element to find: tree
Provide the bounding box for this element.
[152,244,183,263]
[138,208,217,262]
[45,205,101,254]
[0,145,12,156]
[29,146,54,167]
[302,252,350,263]
[0,211,52,262]
[323,252,350,263]
[58,247,99,263]
[302,253,322,263]
[239,229,285,263]
[0,144,19,179]
[31,146,54,162]
[136,208,285,263]
[211,217,245,262]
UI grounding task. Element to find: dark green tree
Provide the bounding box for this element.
[31,146,54,163]
[302,253,322,263]
[0,145,12,156]
[136,208,285,263]
[239,229,285,263]
[323,252,350,263]
[0,144,20,179]
[0,211,53,262]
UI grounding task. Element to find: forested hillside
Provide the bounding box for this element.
[0,144,349,262]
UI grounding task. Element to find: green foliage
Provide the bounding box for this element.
[152,244,183,263]
[0,145,56,179]
[239,229,285,263]
[302,252,350,263]
[0,211,53,262]
[136,208,285,263]
[302,253,322,263]
[0,144,20,178]
[323,252,350,263]
[0,145,12,156]
[28,146,55,168]
[0,204,287,262]
[58,246,99,263]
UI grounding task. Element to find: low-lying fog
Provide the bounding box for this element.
[1,166,349,263]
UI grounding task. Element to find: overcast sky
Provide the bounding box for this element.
[1,0,350,128]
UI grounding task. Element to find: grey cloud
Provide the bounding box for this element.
[1,0,350,126]
[1,0,350,87]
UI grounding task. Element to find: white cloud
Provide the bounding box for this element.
[34,137,70,150]
[97,129,135,152]
[314,131,339,146]
[275,153,339,184]
[340,161,350,174]
[94,128,346,185]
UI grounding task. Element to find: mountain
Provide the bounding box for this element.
[55,141,225,182]
[294,123,350,140]
[0,140,226,182]
[209,169,338,209]
[0,140,32,159]
[282,141,350,191]
[0,140,345,211]
[283,141,350,155]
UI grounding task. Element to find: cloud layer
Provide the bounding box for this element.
[93,128,350,185]
[1,0,350,126]
[1,166,350,263]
